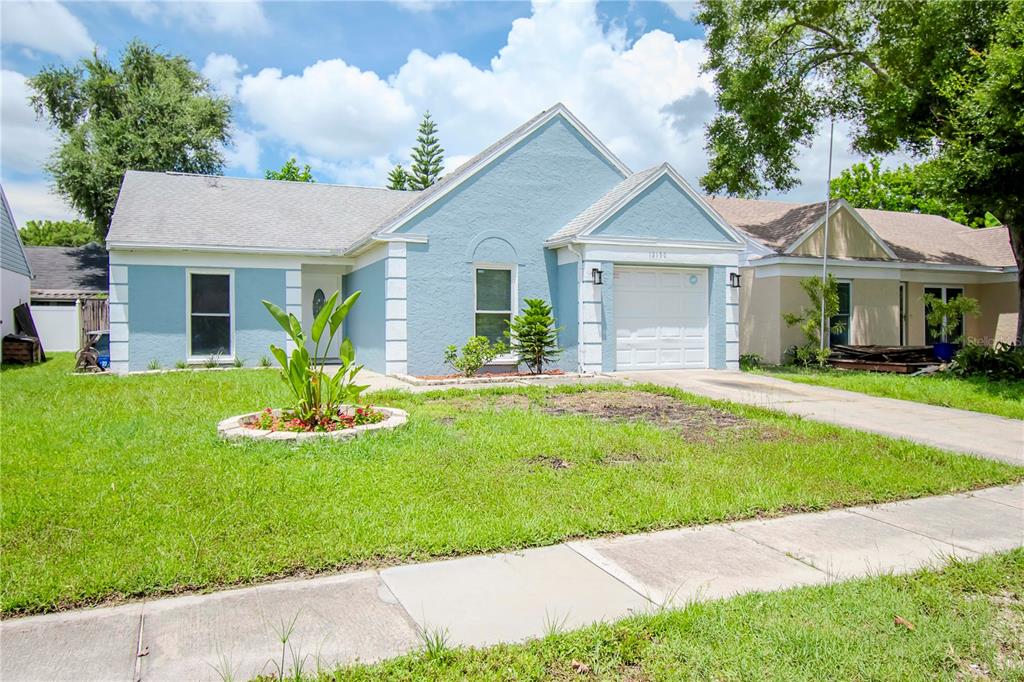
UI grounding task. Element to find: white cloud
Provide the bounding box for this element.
[128,0,269,35]
[224,128,262,174]
[237,60,417,159]
[201,53,244,98]
[224,0,716,187]
[220,0,874,195]
[3,180,80,224]
[1,70,58,174]
[0,0,94,59]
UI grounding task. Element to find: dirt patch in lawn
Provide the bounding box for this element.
[543,390,777,443]
[531,455,574,470]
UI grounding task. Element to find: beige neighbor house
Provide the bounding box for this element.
[705,197,1020,365]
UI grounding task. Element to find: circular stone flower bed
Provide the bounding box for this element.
[218,406,408,442]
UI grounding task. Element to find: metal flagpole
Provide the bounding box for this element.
[819,119,835,352]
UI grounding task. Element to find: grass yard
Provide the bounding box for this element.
[322,550,1024,681]
[762,367,1024,420]
[2,355,1021,615]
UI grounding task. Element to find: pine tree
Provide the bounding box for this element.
[387,164,409,191]
[506,299,562,374]
[407,111,445,190]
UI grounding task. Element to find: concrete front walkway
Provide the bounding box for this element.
[617,370,1024,466]
[3,485,1021,682]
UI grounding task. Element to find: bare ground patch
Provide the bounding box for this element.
[542,390,781,443]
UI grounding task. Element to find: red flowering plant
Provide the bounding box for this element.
[245,290,385,432]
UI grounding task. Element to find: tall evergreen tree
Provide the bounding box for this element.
[387,164,409,190]
[407,111,444,190]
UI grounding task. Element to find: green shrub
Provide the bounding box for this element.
[147,359,160,370]
[782,274,844,367]
[174,360,187,369]
[232,357,245,368]
[443,336,507,377]
[923,293,980,344]
[262,290,368,425]
[506,298,562,374]
[951,342,1024,380]
[739,353,762,370]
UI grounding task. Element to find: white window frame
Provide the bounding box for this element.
[473,262,517,364]
[830,279,852,346]
[186,268,235,362]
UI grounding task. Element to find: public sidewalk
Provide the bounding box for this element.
[2,484,1021,682]
[617,370,1024,466]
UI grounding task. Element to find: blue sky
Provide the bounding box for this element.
[1,0,854,224]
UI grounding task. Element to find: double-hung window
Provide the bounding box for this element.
[474,266,513,345]
[188,271,233,359]
[829,281,851,347]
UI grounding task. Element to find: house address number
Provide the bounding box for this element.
[648,251,669,260]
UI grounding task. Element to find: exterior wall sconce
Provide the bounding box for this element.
[592,268,604,285]
[729,272,741,288]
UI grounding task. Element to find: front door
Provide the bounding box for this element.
[302,271,343,360]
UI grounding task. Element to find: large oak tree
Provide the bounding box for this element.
[698,0,1024,343]
[29,40,232,241]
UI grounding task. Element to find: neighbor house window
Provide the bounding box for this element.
[924,286,965,344]
[475,266,513,345]
[188,271,232,358]
[830,281,851,347]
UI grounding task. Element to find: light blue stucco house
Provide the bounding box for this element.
[105,104,746,375]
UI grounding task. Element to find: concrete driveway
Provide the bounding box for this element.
[615,370,1024,466]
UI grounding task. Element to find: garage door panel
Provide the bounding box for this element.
[614,266,708,371]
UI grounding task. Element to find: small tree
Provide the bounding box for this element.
[782,274,845,367]
[506,298,561,374]
[408,111,445,190]
[19,219,97,246]
[443,336,506,377]
[265,158,315,182]
[387,164,409,190]
[923,293,980,345]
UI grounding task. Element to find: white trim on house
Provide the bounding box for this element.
[782,199,899,260]
[106,241,352,257]
[109,249,354,270]
[374,104,632,237]
[185,268,235,363]
[579,259,603,373]
[472,261,519,365]
[749,257,1016,283]
[384,242,409,375]
[577,242,742,268]
[725,266,740,369]
[108,264,129,374]
[284,269,302,354]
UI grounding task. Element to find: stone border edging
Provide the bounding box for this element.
[217,406,408,441]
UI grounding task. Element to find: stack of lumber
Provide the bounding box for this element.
[828,345,938,373]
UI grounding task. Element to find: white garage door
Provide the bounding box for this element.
[614,266,708,370]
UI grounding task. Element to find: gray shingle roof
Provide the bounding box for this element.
[25,243,108,295]
[1,184,31,277]
[107,171,421,254]
[547,166,661,243]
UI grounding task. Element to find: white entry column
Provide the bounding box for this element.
[384,242,408,376]
[579,259,603,373]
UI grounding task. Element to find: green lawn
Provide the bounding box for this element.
[762,367,1024,420]
[322,550,1024,681]
[2,355,1020,615]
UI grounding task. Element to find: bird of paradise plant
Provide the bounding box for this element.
[261,290,369,426]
